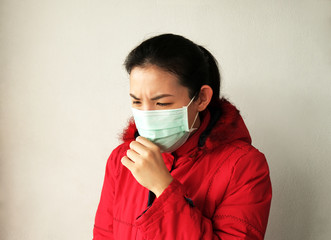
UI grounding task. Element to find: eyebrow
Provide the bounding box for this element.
[129,93,174,101]
[130,94,140,100]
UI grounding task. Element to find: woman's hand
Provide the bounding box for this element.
[121,136,173,197]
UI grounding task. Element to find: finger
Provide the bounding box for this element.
[121,156,134,171]
[135,136,160,150]
[129,140,149,155]
[126,149,141,163]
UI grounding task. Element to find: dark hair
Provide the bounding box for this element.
[124,34,221,107]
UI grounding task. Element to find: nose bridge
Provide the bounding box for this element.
[138,87,156,111]
[141,101,155,111]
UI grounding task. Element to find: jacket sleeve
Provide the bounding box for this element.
[93,146,122,240]
[135,149,272,240]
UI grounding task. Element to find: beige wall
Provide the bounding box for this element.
[1,0,330,239]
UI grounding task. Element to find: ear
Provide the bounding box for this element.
[196,85,213,112]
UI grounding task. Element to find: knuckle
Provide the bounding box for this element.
[152,145,160,152]
[139,159,148,169]
[145,150,153,158]
[132,166,140,174]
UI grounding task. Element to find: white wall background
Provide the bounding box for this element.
[1,0,330,239]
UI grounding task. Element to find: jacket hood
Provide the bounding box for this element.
[121,98,251,152]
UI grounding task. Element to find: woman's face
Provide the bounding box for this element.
[129,64,200,128]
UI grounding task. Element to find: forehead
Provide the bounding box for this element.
[129,65,189,97]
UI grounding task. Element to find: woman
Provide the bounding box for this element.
[93,33,272,239]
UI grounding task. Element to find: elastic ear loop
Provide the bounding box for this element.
[187,95,199,130]
[189,112,198,130]
[187,95,196,107]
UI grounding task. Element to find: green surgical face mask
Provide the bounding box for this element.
[131,97,199,153]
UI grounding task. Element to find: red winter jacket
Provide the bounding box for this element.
[93,99,272,239]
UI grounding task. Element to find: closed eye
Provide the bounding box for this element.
[156,102,172,106]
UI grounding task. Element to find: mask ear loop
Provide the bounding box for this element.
[186,95,199,130]
[190,111,199,130]
[187,95,196,107]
